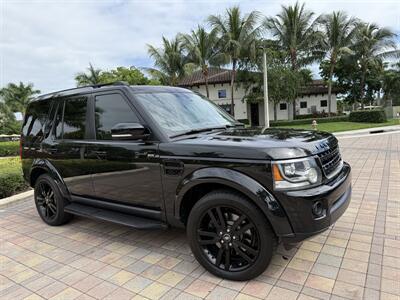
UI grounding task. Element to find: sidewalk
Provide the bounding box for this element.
[334,124,400,137]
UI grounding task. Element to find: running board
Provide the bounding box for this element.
[64,203,167,229]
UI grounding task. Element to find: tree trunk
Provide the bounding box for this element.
[230,59,237,117]
[290,49,297,120]
[203,67,209,98]
[360,65,366,110]
[274,103,277,121]
[327,63,335,116]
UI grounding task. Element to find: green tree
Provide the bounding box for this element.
[264,2,320,119]
[75,63,103,87]
[101,66,159,85]
[180,26,223,98]
[0,82,40,116]
[208,6,261,117]
[317,11,357,115]
[0,102,20,134]
[382,62,400,106]
[147,36,186,86]
[354,23,399,108]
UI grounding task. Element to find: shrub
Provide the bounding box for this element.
[349,110,387,123]
[0,157,29,199]
[294,112,344,120]
[0,141,20,157]
[271,115,349,127]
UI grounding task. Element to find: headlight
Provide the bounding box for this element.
[272,157,322,190]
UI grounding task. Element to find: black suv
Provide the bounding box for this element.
[21,82,351,280]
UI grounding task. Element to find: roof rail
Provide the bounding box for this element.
[90,81,129,88]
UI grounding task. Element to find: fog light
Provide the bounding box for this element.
[312,201,324,217]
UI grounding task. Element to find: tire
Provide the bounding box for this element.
[187,189,274,281]
[34,174,72,226]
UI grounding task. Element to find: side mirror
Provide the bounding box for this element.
[111,123,150,140]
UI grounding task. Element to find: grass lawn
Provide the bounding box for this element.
[0,156,29,199]
[0,140,19,157]
[276,119,399,133]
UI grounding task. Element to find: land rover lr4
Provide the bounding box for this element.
[21,82,351,281]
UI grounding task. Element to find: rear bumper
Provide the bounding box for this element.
[278,162,352,246]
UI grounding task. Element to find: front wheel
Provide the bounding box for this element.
[187,190,275,281]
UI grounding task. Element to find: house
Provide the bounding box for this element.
[178,68,340,125]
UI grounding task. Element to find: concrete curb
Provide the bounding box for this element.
[0,189,33,208]
[334,125,400,137]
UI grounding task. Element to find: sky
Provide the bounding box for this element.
[1,0,399,94]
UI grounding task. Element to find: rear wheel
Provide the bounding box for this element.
[34,174,72,226]
[187,190,274,281]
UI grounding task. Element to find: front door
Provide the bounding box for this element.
[88,92,163,210]
[250,103,259,126]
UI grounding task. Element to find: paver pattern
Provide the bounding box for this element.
[0,132,399,300]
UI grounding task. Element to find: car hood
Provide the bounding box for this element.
[163,128,338,160]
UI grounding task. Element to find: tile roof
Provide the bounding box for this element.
[178,69,341,95]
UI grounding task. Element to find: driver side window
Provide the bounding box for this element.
[95,94,140,140]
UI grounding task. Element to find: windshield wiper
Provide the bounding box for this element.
[170,126,228,138]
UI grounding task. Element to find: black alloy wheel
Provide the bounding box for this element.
[197,206,260,272]
[36,181,57,221]
[34,174,72,226]
[187,190,274,281]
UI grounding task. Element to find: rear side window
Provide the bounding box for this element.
[22,100,51,138]
[95,94,139,140]
[56,96,88,140]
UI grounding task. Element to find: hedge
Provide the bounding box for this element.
[0,141,20,157]
[270,115,349,127]
[349,110,387,123]
[0,157,29,199]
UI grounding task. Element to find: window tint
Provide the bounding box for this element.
[22,100,51,138]
[54,101,64,139]
[300,101,307,109]
[62,97,88,139]
[95,94,139,140]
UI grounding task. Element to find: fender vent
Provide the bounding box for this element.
[163,160,184,176]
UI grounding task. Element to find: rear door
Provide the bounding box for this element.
[45,95,97,198]
[87,91,163,209]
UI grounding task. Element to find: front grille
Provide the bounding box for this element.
[317,142,342,177]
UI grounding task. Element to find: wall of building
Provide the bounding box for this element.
[186,84,337,123]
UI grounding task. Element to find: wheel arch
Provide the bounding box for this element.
[176,167,293,237]
[30,159,70,199]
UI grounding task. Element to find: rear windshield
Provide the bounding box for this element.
[22,100,51,138]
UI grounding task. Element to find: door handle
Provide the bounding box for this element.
[92,150,107,159]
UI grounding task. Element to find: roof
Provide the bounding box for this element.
[178,69,341,95]
[178,68,234,87]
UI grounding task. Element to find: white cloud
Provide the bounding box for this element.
[1,0,399,94]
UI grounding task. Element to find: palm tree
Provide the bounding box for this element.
[317,11,358,115]
[353,23,399,108]
[264,2,320,119]
[0,82,40,116]
[147,36,186,86]
[75,63,103,87]
[208,6,261,117]
[180,26,223,98]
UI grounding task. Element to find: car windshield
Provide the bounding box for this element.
[135,92,238,137]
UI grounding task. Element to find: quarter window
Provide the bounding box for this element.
[62,97,88,139]
[22,100,51,138]
[95,94,139,140]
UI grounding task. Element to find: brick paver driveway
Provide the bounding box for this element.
[1,132,399,300]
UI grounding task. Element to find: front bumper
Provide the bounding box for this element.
[278,162,352,246]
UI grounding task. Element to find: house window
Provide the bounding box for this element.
[218,89,227,98]
[300,101,307,109]
[219,104,232,114]
[280,103,287,110]
[320,100,327,107]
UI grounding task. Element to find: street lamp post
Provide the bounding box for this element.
[263,49,270,128]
